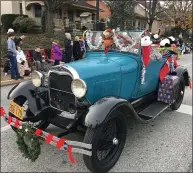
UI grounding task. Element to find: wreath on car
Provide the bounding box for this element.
[16,124,42,162]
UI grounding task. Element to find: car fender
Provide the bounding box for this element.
[176,65,190,86]
[84,97,145,128]
[7,80,48,115]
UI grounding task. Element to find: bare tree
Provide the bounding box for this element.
[142,0,168,31]
[43,0,64,35]
[163,0,192,30]
[105,0,136,29]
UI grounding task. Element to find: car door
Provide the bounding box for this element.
[137,47,165,97]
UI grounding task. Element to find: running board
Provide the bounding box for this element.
[138,101,170,119]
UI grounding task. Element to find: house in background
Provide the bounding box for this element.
[86,0,111,22]
[85,0,165,34]
[1,0,165,34]
[0,0,99,30]
[0,1,44,25]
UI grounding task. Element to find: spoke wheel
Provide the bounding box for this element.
[83,110,127,173]
[96,117,121,165]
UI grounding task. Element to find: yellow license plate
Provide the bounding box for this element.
[9,101,24,120]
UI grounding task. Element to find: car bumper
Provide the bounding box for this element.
[0,107,92,159]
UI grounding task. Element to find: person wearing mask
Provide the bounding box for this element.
[51,40,62,65]
[64,33,73,63]
[7,32,22,80]
[73,36,81,61]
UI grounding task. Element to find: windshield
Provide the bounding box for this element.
[85,30,145,55]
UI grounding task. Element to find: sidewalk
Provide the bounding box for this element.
[1,74,31,87]
[1,68,31,87]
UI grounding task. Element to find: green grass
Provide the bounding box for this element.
[1,32,68,58]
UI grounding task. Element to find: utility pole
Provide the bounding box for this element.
[96,0,99,30]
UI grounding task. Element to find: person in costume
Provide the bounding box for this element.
[140,35,152,84]
[159,50,179,81]
[101,28,115,54]
[151,29,161,45]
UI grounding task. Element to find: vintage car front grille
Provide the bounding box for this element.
[48,72,76,112]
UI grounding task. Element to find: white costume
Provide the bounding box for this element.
[16,49,30,76]
[16,50,26,63]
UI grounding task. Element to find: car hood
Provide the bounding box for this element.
[67,51,138,79]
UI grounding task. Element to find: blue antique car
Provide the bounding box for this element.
[6,30,190,173]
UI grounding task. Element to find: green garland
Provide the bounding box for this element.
[16,124,42,162]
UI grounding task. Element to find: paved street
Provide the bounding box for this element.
[1,54,192,172]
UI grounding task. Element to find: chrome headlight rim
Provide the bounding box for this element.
[31,70,43,87]
[71,79,87,98]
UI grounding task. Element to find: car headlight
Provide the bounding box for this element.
[71,79,87,98]
[31,71,43,87]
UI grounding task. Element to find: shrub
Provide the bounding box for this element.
[1,14,28,32]
[13,16,36,33]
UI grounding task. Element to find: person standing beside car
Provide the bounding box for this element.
[7,28,25,49]
[51,40,62,66]
[7,32,23,80]
[73,36,81,61]
[64,33,73,63]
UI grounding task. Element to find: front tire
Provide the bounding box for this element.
[83,110,127,173]
[9,96,50,132]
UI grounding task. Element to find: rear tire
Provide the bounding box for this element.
[171,77,185,110]
[83,110,127,173]
[9,96,50,132]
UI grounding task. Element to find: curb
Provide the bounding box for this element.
[0,77,31,87]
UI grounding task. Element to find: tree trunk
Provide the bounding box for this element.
[46,10,54,36]
[45,2,54,36]
[148,21,153,32]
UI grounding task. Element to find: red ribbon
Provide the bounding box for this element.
[67,145,75,163]
[45,134,53,144]
[1,109,76,164]
[35,129,42,136]
[56,138,66,149]
[8,116,12,124]
[14,119,20,128]
[0,107,5,117]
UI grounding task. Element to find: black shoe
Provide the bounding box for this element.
[11,77,18,80]
[18,76,24,79]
